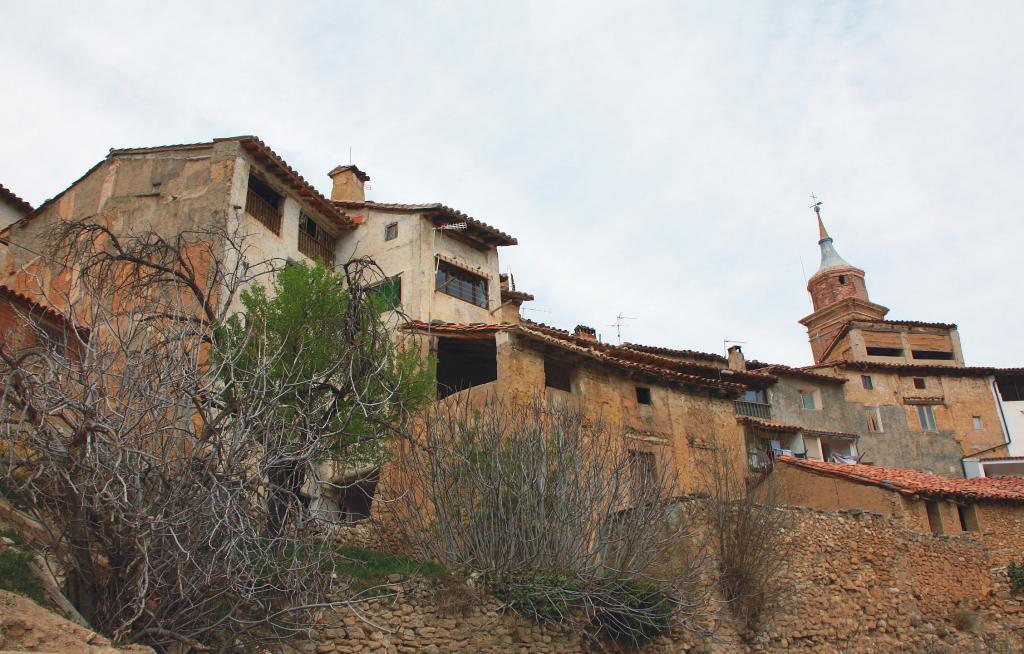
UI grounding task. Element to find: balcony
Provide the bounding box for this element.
[734,400,771,419]
[298,230,336,268]
[245,186,282,234]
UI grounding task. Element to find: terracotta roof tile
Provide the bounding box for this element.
[336,200,517,246]
[0,183,33,215]
[778,456,1024,504]
[620,342,726,363]
[746,361,847,384]
[737,416,802,433]
[399,321,513,337]
[0,284,87,333]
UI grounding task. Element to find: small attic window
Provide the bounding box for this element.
[544,355,573,393]
[913,377,927,389]
[635,387,652,405]
[838,275,847,285]
[385,223,398,241]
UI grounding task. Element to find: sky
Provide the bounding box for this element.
[2,1,1022,367]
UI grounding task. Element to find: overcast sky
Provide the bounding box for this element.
[2,1,1022,366]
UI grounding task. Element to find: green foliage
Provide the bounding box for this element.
[1009,560,1024,595]
[218,260,433,464]
[490,574,580,622]
[0,546,45,605]
[592,579,673,647]
[330,546,447,594]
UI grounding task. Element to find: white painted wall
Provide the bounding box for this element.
[1004,400,1024,456]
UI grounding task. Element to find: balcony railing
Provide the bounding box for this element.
[245,187,282,234]
[298,230,336,268]
[735,400,771,419]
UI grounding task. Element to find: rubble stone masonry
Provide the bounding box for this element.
[303,506,1024,654]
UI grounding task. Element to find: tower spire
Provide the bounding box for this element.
[808,194,851,271]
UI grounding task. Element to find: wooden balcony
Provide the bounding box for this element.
[245,187,282,234]
[298,230,336,268]
[734,400,771,420]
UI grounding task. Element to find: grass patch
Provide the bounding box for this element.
[0,547,45,605]
[331,546,446,581]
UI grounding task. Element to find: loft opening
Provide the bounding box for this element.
[436,336,497,399]
[544,354,573,392]
[436,260,488,308]
[912,350,954,360]
[245,174,283,234]
[866,346,903,357]
[327,469,380,524]
[635,386,652,405]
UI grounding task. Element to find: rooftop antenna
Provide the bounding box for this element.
[349,146,352,165]
[608,312,636,344]
[723,338,747,357]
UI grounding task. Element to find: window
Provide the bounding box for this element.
[739,389,768,404]
[866,406,883,433]
[628,450,656,483]
[544,355,573,392]
[635,387,652,405]
[334,471,379,524]
[245,175,282,234]
[297,213,336,267]
[866,346,903,357]
[861,375,873,390]
[926,501,943,535]
[370,276,402,311]
[838,275,847,285]
[917,405,937,432]
[972,416,983,430]
[384,222,398,241]
[436,260,488,308]
[912,350,955,360]
[957,504,980,532]
[436,336,497,399]
[799,390,818,410]
[913,377,927,390]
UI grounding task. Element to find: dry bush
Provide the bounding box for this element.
[700,438,790,636]
[386,396,709,646]
[0,219,424,652]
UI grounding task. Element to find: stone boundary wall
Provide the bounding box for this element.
[310,505,1024,654]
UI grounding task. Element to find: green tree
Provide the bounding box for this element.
[220,259,432,536]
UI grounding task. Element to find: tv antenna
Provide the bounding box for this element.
[723,338,747,356]
[608,313,637,344]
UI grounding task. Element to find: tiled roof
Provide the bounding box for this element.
[515,321,747,393]
[822,361,1001,378]
[620,343,727,363]
[501,288,535,303]
[0,284,86,333]
[4,136,352,235]
[778,456,1024,504]
[336,201,517,246]
[400,319,748,394]
[737,416,802,433]
[399,321,513,337]
[746,361,847,385]
[862,318,958,330]
[0,183,33,215]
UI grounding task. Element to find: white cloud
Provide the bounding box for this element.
[2,0,1021,365]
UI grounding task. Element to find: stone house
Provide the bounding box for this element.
[774,455,1024,562]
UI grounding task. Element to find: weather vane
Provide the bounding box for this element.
[809,193,823,216]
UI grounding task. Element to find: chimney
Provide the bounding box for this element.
[574,325,597,341]
[327,164,370,203]
[727,345,746,372]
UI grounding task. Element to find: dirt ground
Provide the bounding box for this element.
[0,590,153,653]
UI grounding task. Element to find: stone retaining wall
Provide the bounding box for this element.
[310,504,1024,653]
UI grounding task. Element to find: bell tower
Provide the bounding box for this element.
[799,199,888,363]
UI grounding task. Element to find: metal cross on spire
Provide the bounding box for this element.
[809,192,822,215]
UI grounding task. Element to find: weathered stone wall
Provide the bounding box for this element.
[318,506,1024,654]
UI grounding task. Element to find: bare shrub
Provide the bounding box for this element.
[700,438,790,636]
[953,607,979,632]
[0,219,425,651]
[386,395,708,646]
